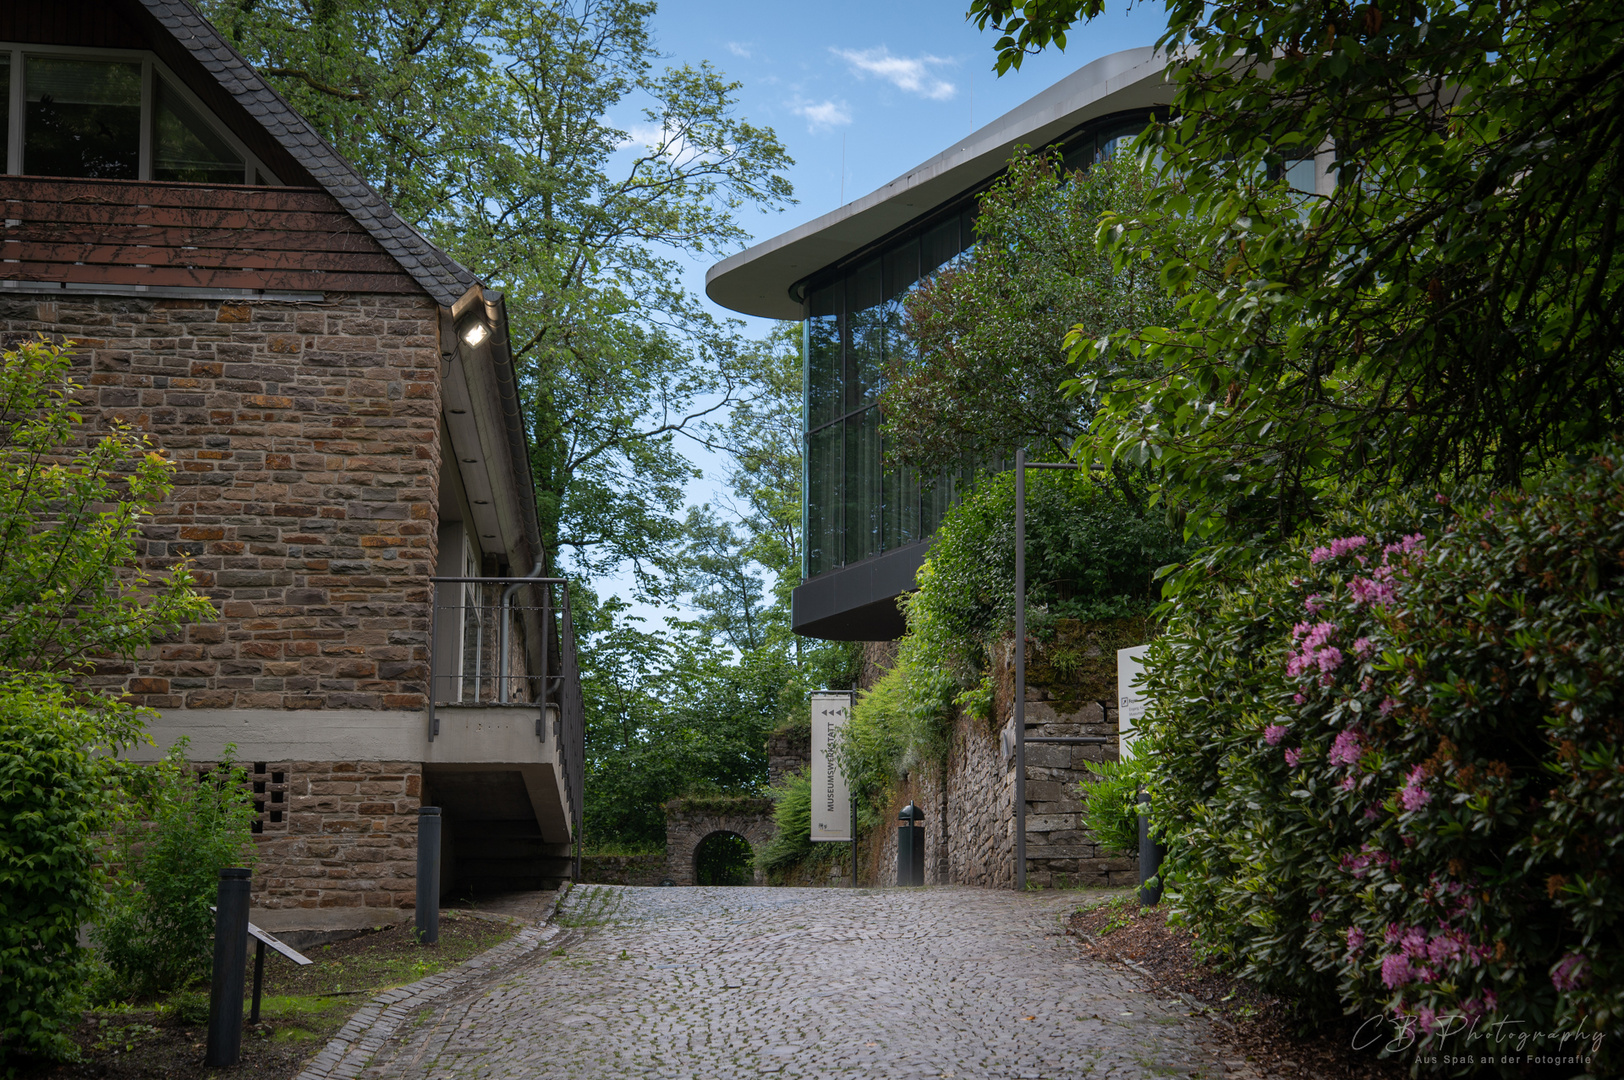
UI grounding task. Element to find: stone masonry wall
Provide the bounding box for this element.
[252,760,424,922]
[864,620,1142,890]
[0,293,443,711]
[0,294,444,919]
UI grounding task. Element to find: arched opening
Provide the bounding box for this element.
[693,831,753,886]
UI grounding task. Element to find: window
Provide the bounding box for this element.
[0,45,269,184]
[153,75,243,183]
[25,57,141,179]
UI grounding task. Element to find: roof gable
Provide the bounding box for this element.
[128,0,479,307]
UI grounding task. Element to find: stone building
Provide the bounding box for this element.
[0,0,582,933]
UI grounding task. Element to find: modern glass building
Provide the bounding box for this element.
[708,48,1318,641]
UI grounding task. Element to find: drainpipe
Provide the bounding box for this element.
[498,559,546,703]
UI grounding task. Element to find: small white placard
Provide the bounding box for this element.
[1117,645,1149,760]
[810,691,853,842]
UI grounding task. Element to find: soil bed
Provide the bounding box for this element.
[1068,896,1408,1080]
[22,908,518,1080]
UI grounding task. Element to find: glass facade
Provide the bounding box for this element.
[801,110,1157,582]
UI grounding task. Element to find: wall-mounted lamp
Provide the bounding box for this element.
[460,319,489,348]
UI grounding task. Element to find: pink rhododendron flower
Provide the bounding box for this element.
[1363,807,1381,821]
[1286,621,1344,677]
[1400,766,1432,811]
[1379,696,1398,716]
[1293,693,1306,705]
[1329,728,1365,767]
[1285,748,1302,767]
[1304,593,1324,614]
[1427,933,1463,965]
[1552,953,1591,991]
[1346,926,1365,954]
[1340,776,1356,792]
[1311,910,1324,923]
[1381,953,1415,989]
[1264,724,1288,746]
[1353,637,1374,656]
[1383,533,1425,559]
[1309,536,1369,564]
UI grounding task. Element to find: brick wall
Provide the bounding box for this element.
[0,293,442,710]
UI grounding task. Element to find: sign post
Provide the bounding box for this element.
[810,690,857,884]
[1117,645,1148,760]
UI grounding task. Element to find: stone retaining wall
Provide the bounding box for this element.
[579,854,667,886]
[866,619,1141,890]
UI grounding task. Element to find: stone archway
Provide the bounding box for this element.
[663,796,776,886]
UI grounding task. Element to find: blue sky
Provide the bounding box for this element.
[593,1,1168,623]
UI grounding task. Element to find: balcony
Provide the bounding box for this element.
[426,575,585,891]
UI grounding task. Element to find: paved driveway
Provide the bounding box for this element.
[359,885,1258,1080]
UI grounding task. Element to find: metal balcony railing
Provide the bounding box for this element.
[426,576,571,725]
[426,573,585,877]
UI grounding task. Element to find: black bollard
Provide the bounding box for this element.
[896,803,925,887]
[1138,791,1165,906]
[415,807,442,944]
[205,867,251,1067]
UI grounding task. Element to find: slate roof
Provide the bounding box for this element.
[135,0,480,307]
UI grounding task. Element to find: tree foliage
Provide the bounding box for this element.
[972,0,1624,543]
[883,152,1172,476]
[576,325,861,852]
[202,0,794,597]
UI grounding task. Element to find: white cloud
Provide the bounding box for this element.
[792,98,853,132]
[831,46,956,101]
[726,41,752,58]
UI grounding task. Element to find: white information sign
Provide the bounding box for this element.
[810,691,853,842]
[1117,645,1149,760]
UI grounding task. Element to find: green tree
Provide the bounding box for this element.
[203,0,795,598]
[970,0,1624,542]
[883,152,1173,477]
[575,325,862,852]
[684,324,805,656]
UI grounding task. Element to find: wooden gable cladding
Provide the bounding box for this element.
[0,176,425,295]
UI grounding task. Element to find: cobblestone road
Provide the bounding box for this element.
[360,885,1261,1080]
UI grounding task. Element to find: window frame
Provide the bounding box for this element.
[0,42,276,185]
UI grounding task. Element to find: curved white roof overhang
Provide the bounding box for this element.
[706,46,1172,321]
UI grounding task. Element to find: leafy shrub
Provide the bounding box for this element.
[1080,756,1146,856]
[845,467,1182,801]
[0,679,142,1065]
[757,771,880,880]
[1145,454,1624,1073]
[95,739,256,999]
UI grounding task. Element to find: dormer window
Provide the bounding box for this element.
[0,46,273,184]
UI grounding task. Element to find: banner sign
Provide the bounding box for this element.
[810,691,853,842]
[1117,646,1148,760]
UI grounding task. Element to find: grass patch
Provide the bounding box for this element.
[24,909,519,1080]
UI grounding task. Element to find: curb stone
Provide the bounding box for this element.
[293,885,570,1080]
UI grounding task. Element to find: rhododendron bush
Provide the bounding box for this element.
[1139,454,1624,1072]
